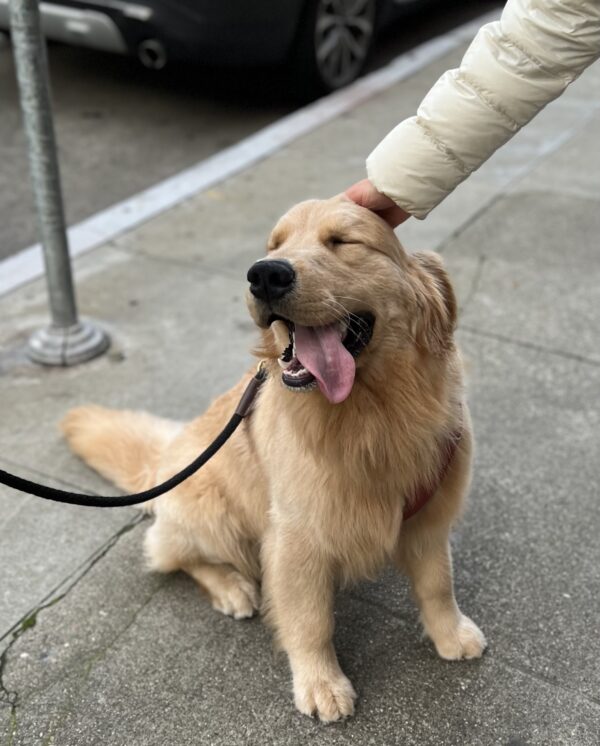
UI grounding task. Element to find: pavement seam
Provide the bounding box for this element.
[112,242,236,282]
[458,253,487,317]
[0,455,105,499]
[0,513,145,720]
[459,324,600,368]
[435,107,599,257]
[494,656,600,710]
[33,578,168,746]
[342,587,600,716]
[338,595,600,717]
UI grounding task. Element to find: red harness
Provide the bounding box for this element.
[402,427,463,522]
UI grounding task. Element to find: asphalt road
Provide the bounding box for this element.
[0,1,500,262]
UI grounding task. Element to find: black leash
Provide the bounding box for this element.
[0,366,267,508]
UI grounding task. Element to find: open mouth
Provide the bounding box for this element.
[269,312,375,404]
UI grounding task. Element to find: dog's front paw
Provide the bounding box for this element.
[294,671,356,722]
[433,614,487,660]
[210,573,260,620]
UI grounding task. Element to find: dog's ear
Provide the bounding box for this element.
[411,251,457,356]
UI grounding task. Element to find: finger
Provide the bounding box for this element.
[345,179,401,213]
[344,179,380,209]
[344,182,366,206]
[344,179,411,226]
[376,204,411,228]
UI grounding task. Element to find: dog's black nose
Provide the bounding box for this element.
[247,260,296,302]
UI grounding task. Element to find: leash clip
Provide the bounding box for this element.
[256,358,268,380]
[235,361,268,418]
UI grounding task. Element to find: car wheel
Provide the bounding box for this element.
[290,0,377,98]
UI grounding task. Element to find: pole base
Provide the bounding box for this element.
[28,320,110,366]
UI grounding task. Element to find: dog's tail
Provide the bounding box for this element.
[60,405,183,511]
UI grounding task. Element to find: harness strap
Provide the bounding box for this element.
[402,425,463,522]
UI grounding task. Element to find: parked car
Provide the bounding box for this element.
[0,0,420,96]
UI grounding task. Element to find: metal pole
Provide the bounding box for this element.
[9,0,109,365]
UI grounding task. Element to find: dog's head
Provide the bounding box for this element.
[246,197,456,404]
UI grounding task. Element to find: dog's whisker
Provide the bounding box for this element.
[336,296,378,315]
[328,298,366,323]
[325,298,355,320]
[323,302,367,334]
[326,299,370,334]
[321,300,348,324]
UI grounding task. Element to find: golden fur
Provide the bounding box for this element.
[61,197,485,722]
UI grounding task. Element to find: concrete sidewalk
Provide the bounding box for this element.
[1,34,600,746]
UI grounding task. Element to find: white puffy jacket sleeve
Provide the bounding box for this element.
[367,0,600,219]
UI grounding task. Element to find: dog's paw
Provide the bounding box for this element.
[433,614,487,660]
[210,573,260,620]
[294,672,356,722]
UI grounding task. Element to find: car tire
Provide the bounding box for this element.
[289,0,378,99]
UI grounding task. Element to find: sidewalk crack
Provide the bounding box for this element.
[459,324,600,368]
[34,578,167,746]
[0,513,146,719]
[0,454,104,498]
[436,193,506,255]
[495,656,600,710]
[435,109,598,257]
[458,254,487,316]
[115,242,233,280]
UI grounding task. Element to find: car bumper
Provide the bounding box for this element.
[0,0,133,54]
[0,0,303,65]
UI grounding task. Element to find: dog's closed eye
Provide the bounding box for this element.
[325,234,357,248]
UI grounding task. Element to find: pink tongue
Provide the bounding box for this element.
[294,323,355,404]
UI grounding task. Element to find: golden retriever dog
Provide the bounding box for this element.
[61,196,486,722]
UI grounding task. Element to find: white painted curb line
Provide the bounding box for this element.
[0,10,499,298]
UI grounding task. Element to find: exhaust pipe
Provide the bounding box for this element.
[138,39,167,70]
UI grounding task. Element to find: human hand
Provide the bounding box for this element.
[344,179,410,228]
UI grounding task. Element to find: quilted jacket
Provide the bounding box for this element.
[367,0,600,219]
